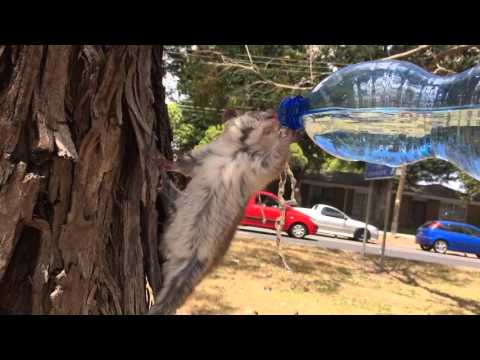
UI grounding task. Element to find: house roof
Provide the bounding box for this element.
[408,184,460,200]
[302,171,480,203]
[303,171,369,188]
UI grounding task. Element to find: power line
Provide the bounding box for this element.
[233,52,338,67]
[167,57,331,77]
[165,50,333,73]
[178,106,247,114]
[177,104,273,116]
[179,99,276,107]
[165,49,327,99]
[180,101,255,110]
[167,48,338,67]
[166,54,324,72]
[167,54,331,73]
[178,106,221,113]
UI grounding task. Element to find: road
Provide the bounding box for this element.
[236,226,480,269]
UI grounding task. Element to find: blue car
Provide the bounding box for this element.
[416,221,480,258]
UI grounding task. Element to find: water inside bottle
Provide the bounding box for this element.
[303,105,480,179]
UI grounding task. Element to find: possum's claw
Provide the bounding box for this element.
[164,159,192,178]
[158,171,186,215]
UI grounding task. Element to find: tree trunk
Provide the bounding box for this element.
[391,165,407,236]
[0,45,173,314]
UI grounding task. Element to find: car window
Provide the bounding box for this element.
[444,224,460,234]
[321,207,344,219]
[459,226,471,235]
[472,227,480,237]
[446,224,471,235]
[255,195,279,208]
[462,226,480,237]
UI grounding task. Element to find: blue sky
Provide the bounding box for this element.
[163,70,182,103]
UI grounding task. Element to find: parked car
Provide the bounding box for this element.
[416,220,480,258]
[240,191,318,239]
[293,204,379,241]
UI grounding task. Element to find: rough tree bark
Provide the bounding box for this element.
[0,45,173,314]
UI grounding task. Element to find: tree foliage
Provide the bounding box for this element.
[406,159,458,185]
[458,172,480,202]
[165,45,480,181]
[289,143,308,172]
[322,158,364,174]
[197,124,224,147]
[168,103,200,152]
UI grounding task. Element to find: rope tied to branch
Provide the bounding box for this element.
[274,162,298,272]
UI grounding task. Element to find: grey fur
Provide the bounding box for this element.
[148,111,295,315]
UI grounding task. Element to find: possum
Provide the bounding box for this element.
[148,110,296,315]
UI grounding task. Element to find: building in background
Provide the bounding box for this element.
[298,172,480,233]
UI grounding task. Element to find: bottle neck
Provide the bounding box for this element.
[278,95,309,131]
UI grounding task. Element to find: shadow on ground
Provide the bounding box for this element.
[222,240,355,295]
[368,256,480,314]
[182,289,237,315]
[183,237,480,315]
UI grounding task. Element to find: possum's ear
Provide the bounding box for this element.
[222,109,239,122]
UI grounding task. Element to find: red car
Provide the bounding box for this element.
[240,191,318,239]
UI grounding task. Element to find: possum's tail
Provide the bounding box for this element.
[148,255,205,315]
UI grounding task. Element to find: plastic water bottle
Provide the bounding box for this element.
[278,60,480,180]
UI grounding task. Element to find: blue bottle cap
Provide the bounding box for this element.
[278,95,309,131]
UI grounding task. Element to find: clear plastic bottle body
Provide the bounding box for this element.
[279,60,480,180]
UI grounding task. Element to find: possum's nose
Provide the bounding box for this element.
[259,109,277,121]
[266,116,280,131]
[257,110,280,129]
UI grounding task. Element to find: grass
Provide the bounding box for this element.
[375,231,418,249]
[177,235,480,315]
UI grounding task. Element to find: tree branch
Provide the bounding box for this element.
[433,45,480,63]
[244,45,253,66]
[433,64,457,75]
[204,61,313,90]
[381,45,431,60]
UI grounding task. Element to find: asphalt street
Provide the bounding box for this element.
[236,226,480,269]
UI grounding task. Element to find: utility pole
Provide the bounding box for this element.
[391,165,407,236]
[380,180,394,272]
[362,182,374,257]
[364,163,396,266]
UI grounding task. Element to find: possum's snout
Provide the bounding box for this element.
[263,112,284,132]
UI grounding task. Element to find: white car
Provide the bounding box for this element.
[294,204,379,241]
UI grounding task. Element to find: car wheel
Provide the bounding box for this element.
[420,245,432,251]
[354,228,370,242]
[476,254,480,259]
[288,223,307,239]
[433,239,448,254]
